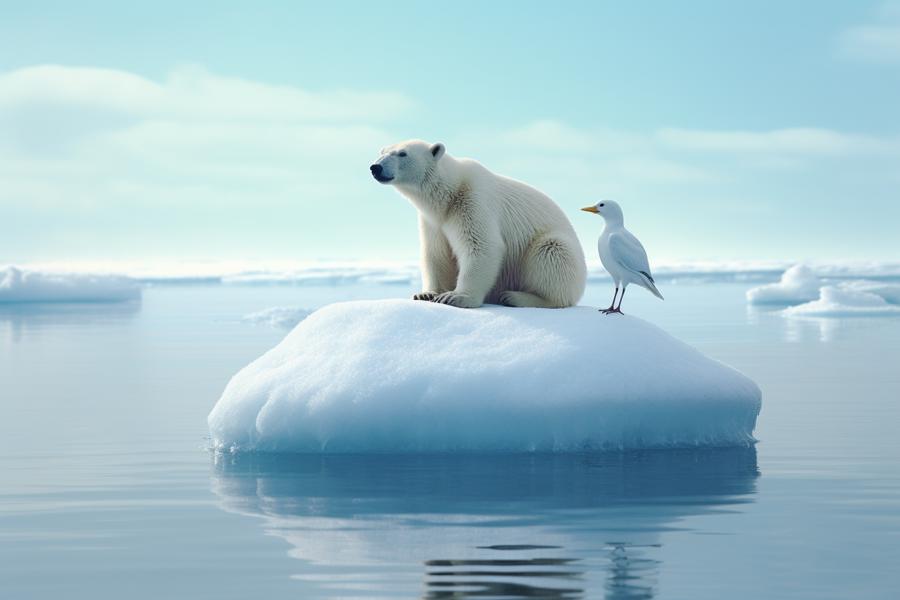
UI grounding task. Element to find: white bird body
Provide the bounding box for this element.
[598,225,663,298]
[581,200,663,312]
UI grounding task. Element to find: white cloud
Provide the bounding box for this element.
[837,3,900,63]
[0,64,412,122]
[455,120,900,193]
[496,119,595,152]
[4,64,890,213]
[878,0,900,18]
[656,127,899,156]
[839,26,900,62]
[0,65,413,211]
[0,65,162,114]
[478,120,651,156]
[457,120,714,185]
[602,155,714,183]
[2,64,897,262]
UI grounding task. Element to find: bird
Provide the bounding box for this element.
[580,200,663,314]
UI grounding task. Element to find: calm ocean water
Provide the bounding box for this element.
[1,281,898,599]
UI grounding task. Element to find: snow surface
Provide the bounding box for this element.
[242,306,312,329]
[208,300,761,453]
[0,266,140,303]
[783,286,900,317]
[746,264,821,305]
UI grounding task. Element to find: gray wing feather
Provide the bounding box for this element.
[608,231,652,277]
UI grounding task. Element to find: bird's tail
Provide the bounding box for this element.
[640,272,664,300]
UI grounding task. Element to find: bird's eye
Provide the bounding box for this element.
[398,151,407,157]
[599,203,605,207]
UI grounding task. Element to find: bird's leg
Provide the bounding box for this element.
[600,287,619,313]
[608,287,626,315]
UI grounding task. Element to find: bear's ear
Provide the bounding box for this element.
[429,142,446,160]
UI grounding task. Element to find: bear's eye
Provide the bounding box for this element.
[398,151,407,157]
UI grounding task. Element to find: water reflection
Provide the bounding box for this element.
[211,448,758,599]
[747,304,840,343]
[781,313,839,343]
[604,543,658,600]
[425,556,582,599]
[0,301,140,343]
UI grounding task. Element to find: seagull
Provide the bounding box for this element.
[581,200,663,314]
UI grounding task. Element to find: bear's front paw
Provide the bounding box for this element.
[432,291,482,308]
[413,292,438,301]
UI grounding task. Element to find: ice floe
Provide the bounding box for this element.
[208,299,761,453]
[746,265,822,305]
[783,286,900,318]
[242,306,312,330]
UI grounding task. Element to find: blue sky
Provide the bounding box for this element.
[1,1,898,265]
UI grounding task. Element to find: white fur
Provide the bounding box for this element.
[371,140,586,308]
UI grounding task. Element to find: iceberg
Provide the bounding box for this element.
[746,265,900,310]
[0,266,140,303]
[837,280,900,305]
[746,264,821,305]
[784,286,900,317]
[208,300,761,453]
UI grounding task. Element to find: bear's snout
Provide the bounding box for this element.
[370,164,393,183]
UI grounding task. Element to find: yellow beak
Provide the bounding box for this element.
[581,206,599,213]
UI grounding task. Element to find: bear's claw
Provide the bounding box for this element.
[432,291,481,308]
[413,292,438,301]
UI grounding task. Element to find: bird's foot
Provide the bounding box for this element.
[599,306,617,314]
[603,308,624,315]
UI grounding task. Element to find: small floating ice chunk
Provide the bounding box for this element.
[0,266,140,303]
[208,300,762,453]
[242,306,312,330]
[746,264,821,305]
[837,281,900,305]
[784,286,900,318]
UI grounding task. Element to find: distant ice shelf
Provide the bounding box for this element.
[208,299,762,453]
[10,259,900,288]
[0,266,140,303]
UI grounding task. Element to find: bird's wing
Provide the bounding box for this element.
[608,231,653,280]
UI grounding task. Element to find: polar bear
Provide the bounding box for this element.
[370,140,586,308]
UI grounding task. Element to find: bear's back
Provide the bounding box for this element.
[462,160,575,236]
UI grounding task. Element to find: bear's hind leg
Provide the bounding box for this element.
[512,235,586,308]
[498,290,557,308]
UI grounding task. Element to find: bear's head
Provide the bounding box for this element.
[370,140,446,186]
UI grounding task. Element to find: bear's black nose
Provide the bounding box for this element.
[370,164,383,176]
